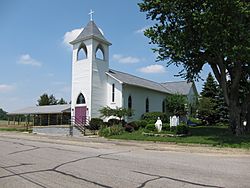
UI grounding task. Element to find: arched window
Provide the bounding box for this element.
[146,98,149,112]
[162,100,166,113]
[128,96,132,117]
[112,84,115,102]
[76,93,86,104]
[95,44,104,60]
[77,44,87,61]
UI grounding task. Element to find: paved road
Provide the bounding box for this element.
[0,132,249,188]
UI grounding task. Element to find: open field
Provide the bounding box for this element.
[0,120,31,132]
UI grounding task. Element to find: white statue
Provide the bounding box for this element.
[155,117,162,132]
[170,115,179,127]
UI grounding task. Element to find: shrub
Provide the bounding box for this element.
[147,119,156,124]
[127,121,140,131]
[176,124,189,134]
[124,124,134,132]
[89,118,103,130]
[170,126,176,132]
[145,124,156,132]
[141,112,169,123]
[162,123,170,131]
[98,124,124,137]
[109,124,124,135]
[134,120,148,129]
[98,127,110,137]
[188,117,202,125]
[108,118,120,126]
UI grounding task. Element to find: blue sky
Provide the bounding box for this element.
[0,0,210,112]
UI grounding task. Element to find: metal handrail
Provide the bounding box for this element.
[70,116,90,136]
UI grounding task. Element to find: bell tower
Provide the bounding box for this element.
[70,17,111,121]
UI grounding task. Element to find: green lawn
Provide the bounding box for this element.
[108,126,250,149]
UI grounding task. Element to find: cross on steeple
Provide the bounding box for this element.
[89,9,94,21]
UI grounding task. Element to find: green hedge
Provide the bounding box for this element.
[141,112,169,123]
[145,124,156,132]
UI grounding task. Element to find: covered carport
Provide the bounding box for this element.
[8,104,71,126]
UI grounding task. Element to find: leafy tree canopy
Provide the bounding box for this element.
[37,93,67,106]
[200,73,218,98]
[99,106,134,121]
[0,108,8,120]
[57,98,67,105]
[139,0,250,135]
[165,94,187,116]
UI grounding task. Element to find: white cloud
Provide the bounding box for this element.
[63,28,83,49]
[17,54,42,67]
[135,26,149,34]
[138,64,166,73]
[0,84,15,92]
[112,54,141,64]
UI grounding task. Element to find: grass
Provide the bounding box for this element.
[0,121,32,132]
[108,126,250,149]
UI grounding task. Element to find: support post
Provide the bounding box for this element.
[33,115,35,126]
[14,116,15,125]
[60,114,63,125]
[48,114,50,126]
[8,117,10,125]
[39,115,42,126]
[56,114,58,125]
[18,116,20,125]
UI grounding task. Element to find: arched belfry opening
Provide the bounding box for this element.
[95,44,105,60]
[77,43,87,61]
[76,93,86,104]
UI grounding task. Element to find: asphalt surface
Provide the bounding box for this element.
[0,132,249,188]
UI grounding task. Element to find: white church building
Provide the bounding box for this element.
[70,20,198,123]
[8,18,198,126]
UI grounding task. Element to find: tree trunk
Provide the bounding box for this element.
[229,101,243,136]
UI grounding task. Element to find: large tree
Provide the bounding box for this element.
[139,0,250,135]
[165,94,187,116]
[37,93,59,106]
[199,73,220,124]
[57,98,67,104]
[0,108,8,120]
[200,73,219,99]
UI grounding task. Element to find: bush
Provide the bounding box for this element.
[188,117,202,125]
[98,124,124,137]
[124,124,134,132]
[145,124,156,132]
[176,124,189,134]
[134,120,148,129]
[128,121,140,131]
[170,126,176,132]
[147,119,156,124]
[162,123,170,131]
[141,112,169,123]
[108,118,120,126]
[98,127,110,137]
[89,118,103,130]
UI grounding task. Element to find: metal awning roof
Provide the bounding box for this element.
[8,104,71,115]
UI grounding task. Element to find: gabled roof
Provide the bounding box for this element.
[161,81,193,95]
[8,104,71,115]
[70,21,111,45]
[107,69,195,95]
[107,69,171,93]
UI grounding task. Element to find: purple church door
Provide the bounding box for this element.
[75,106,87,124]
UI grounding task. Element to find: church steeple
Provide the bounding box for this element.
[70,21,111,46]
